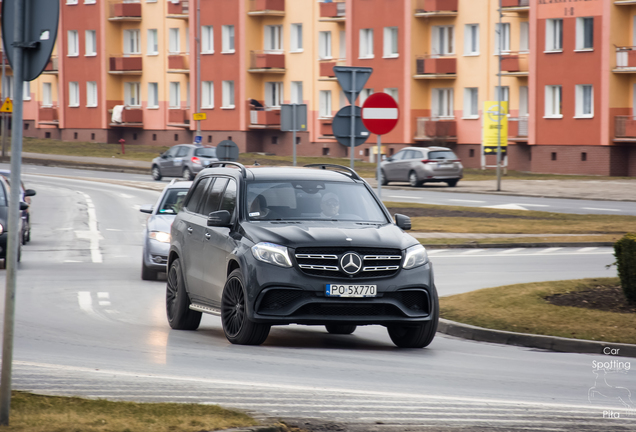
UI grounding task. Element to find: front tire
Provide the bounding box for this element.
[221,269,270,345]
[387,294,439,348]
[166,258,201,330]
[182,167,193,181]
[409,171,423,187]
[325,324,357,335]
[151,165,162,181]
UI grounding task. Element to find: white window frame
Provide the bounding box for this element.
[432,88,454,119]
[265,82,283,108]
[85,30,96,56]
[86,81,97,107]
[69,82,79,107]
[495,23,510,55]
[359,28,374,59]
[544,85,562,118]
[576,17,594,51]
[339,30,346,59]
[464,24,479,56]
[291,81,303,104]
[66,0,78,4]
[147,82,159,108]
[124,82,141,107]
[546,19,563,52]
[520,22,529,52]
[84,0,96,4]
[202,26,214,54]
[384,88,398,103]
[3,76,13,100]
[67,30,79,57]
[383,27,398,58]
[432,25,454,56]
[169,28,180,54]
[519,85,529,117]
[575,84,594,118]
[222,80,235,108]
[202,81,214,109]
[319,31,332,59]
[360,88,373,106]
[291,23,303,52]
[23,82,31,101]
[123,29,141,55]
[169,82,181,108]
[463,88,479,119]
[319,90,332,118]
[222,25,235,53]
[264,25,283,52]
[494,86,510,104]
[147,29,158,55]
[42,82,53,107]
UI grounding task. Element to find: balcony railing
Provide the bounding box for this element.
[168,53,189,71]
[415,0,458,16]
[249,50,285,71]
[39,105,59,123]
[615,116,636,138]
[111,106,143,125]
[168,108,190,125]
[414,117,457,140]
[109,55,143,73]
[501,52,529,75]
[250,108,281,127]
[501,0,529,8]
[615,46,636,71]
[320,1,345,19]
[508,117,528,139]
[167,0,189,17]
[43,56,58,73]
[415,55,457,77]
[319,59,345,77]
[249,0,285,15]
[109,0,142,20]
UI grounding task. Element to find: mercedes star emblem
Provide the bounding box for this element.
[340,252,362,275]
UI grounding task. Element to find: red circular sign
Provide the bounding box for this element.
[361,92,399,135]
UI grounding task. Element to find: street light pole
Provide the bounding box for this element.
[496,0,503,192]
[195,0,201,142]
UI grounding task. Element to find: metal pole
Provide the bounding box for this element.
[1,51,6,162]
[376,135,382,199]
[1,0,26,424]
[195,0,201,142]
[496,0,503,192]
[292,104,297,166]
[350,70,356,170]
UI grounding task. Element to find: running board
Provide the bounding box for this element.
[189,304,221,316]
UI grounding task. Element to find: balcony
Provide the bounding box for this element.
[167,0,189,19]
[248,0,285,16]
[615,116,636,141]
[38,105,59,125]
[319,1,345,22]
[500,52,529,77]
[501,0,529,12]
[249,51,285,73]
[168,108,191,127]
[508,117,528,141]
[414,117,457,141]
[249,108,281,129]
[168,54,189,73]
[614,47,636,73]
[110,106,143,127]
[108,1,142,21]
[414,0,458,17]
[414,56,456,79]
[42,56,58,74]
[320,119,334,137]
[109,56,142,74]
[319,59,345,79]
[615,1,636,5]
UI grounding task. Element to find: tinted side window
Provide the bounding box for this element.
[176,146,190,157]
[186,177,210,213]
[201,178,228,216]
[404,150,416,160]
[165,146,179,157]
[392,151,405,161]
[219,180,237,214]
[413,150,425,159]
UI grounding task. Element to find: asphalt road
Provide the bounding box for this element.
[1,173,633,431]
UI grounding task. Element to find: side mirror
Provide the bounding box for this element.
[19,202,29,211]
[386,157,394,162]
[139,204,153,214]
[24,189,36,197]
[394,213,411,231]
[207,210,232,227]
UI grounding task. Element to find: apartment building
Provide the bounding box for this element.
[4,0,636,176]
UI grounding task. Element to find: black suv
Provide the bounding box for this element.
[167,163,438,348]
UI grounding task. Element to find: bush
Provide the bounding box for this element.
[615,233,636,304]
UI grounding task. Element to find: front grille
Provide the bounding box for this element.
[384,290,430,314]
[259,289,312,312]
[292,303,405,318]
[294,247,402,279]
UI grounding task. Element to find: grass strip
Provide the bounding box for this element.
[2,391,258,432]
[439,277,636,344]
[419,235,620,246]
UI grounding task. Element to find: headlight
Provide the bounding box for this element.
[403,244,428,269]
[149,231,171,243]
[251,242,292,268]
[0,224,3,235]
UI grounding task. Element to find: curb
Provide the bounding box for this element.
[423,241,615,249]
[437,318,636,358]
[219,426,285,432]
[20,157,149,175]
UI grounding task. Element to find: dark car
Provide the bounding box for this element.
[167,163,438,348]
[0,176,29,262]
[0,170,36,245]
[151,144,218,181]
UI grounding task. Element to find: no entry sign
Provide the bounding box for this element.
[361,92,399,135]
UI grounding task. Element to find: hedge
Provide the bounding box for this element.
[615,233,636,304]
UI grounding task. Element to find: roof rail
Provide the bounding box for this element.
[208,161,247,178]
[169,178,177,185]
[303,163,362,181]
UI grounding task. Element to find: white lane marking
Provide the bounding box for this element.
[77,292,93,314]
[582,207,621,212]
[498,248,526,254]
[535,247,563,254]
[106,229,122,232]
[97,292,109,299]
[426,250,444,254]
[430,250,612,258]
[98,301,111,306]
[119,193,135,199]
[132,205,141,210]
[63,260,81,263]
[518,203,549,207]
[460,249,485,255]
[577,247,598,253]
[75,192,103,264]
[387,195,419,199]
[448,199,486,203]
[361,107,398,119]
[482,204,528,211]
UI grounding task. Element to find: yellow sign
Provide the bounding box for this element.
[0,98,13,113]
[482,101,508,155]
[192,112,206,121]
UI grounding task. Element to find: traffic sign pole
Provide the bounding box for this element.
[350,70,356,170]
[292,104,297,166]
[376,135,382,199]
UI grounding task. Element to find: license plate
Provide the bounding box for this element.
[326,284,377,298]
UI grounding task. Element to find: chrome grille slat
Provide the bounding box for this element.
[298,264,339,271]
[363,255,402,260]
[295,247,402,278]
[295,254,338,260]
[363,266,401,271]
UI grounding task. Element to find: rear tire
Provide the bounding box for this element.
[325,324,357,335]
[409,171,423,187]
[151,165,162,181]
[378,169,389,186]
[166,258,201,330]
[446,179,458,187]
[222,269,270,345]
[388,292,439,348]
[141,260,158,281]
[182,167,193,181]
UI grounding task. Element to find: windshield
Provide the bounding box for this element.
[157,188,190,215]
[194,147,217,158]
[246,181,388,223]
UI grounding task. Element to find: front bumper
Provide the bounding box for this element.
[143,237,170,271]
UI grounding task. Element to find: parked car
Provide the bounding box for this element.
[0,176,29,262]
[167,162,439,348]
[140,180,192,280]
[151,144,218,181]
[379,146,463,187]
[0,170,36,245]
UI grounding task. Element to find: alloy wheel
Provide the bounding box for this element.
[166,265,179,321]
[222,277,246,338]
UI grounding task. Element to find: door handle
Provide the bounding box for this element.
[205,232,211,240]
[187,226,193,234]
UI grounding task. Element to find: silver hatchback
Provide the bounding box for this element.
[380,146,463,187]
[151,144,218,181]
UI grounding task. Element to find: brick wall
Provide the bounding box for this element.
[529,145,613,176]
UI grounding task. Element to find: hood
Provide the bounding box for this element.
[147,214,176,233]
[241,221,418,251]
